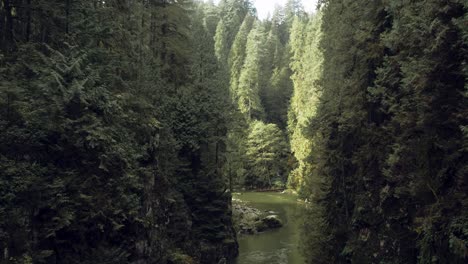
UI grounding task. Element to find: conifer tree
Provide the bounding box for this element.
[288,14,323,192]
[229,14,255,103]
[245,121,288,188]
[214,19,229,63]
[237,20,266,120]
[0,1,239,262]
[300,1,468,263]
[218,0,256,49]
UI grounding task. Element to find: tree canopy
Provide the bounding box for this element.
[1,0,467,263]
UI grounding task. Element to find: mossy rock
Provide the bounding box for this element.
[262,215,283,228]
[254,220,268,232]
[168,252,196,264]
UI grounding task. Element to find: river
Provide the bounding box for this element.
[233,192,306,264]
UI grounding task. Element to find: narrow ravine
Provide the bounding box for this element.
[1,0,466,262]
[233,192,306,264]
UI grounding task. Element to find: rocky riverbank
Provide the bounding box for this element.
[232,198,283,234]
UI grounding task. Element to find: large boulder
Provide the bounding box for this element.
[254,220,268,232]
[262,215,283,228]
[232,200,283,234]
[232,201,263,234]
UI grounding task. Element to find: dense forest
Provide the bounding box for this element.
[0,0,467,263]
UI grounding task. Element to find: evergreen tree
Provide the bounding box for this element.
[0,0,239,263]
[229,14,255,104]
[3,0,466,263]
[0,1,166,262]
[214,19,229,63]
[300,0,468,263]
[261,24,294,129]
[218,0,256,49]
[288,14,323,192]
[245,121,288,188]
[284,0,306,38]
[236,20,266,120]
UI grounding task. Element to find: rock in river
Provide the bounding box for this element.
[262,215,283,229]
[232,200,283,234]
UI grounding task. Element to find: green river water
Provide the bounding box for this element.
[233,192,306,264]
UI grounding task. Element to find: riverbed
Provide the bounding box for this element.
[233,192,306,264]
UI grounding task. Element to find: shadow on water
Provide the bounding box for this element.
[233,192,306,264]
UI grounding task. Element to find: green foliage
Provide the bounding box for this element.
[214,19,229,63]
[5,0,465,263]
[222,1,297,191]
[218,0,256,49]
[229,14,255,105]
[224,110,250,188]
[236,21,266,120]
[0,38,156,263]
[288,13,323,192]
[0,0,238,263]
[244,121,288,188]
[299,0,468,263]
[260,19,294,129]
